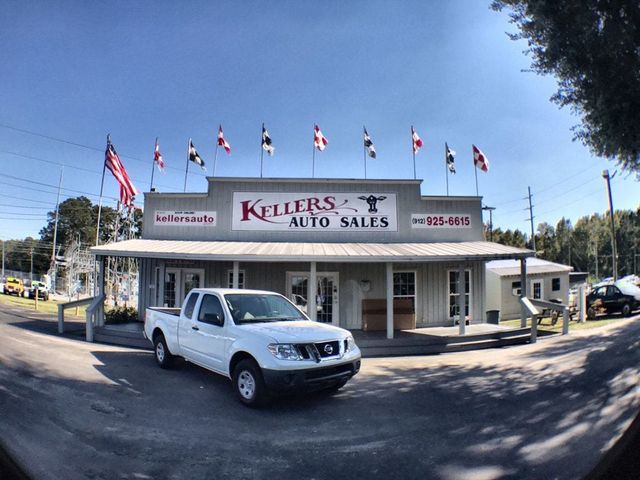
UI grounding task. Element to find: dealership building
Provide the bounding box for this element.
[91,177,533,338]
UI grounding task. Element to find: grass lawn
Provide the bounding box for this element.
[500,315,628,333]
[0,292,87,317]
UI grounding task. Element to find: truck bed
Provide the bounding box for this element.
[147,307,181,316]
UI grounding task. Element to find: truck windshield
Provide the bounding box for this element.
[224,294,306,324]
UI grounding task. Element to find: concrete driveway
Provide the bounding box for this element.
[0,307,639,480]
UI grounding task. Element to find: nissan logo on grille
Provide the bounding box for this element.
[324,344,334,355]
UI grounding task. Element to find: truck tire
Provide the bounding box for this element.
[153,334,174,369]
[232,359,268,407]
[622,303,631,317]
[587,307,596,320]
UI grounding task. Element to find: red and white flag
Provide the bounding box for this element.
[411,126,423,154]
[217,125,231,154]
[473,144,490,172]
[314,125,328,151]
[105,135,138,207]
[154,139,165,172]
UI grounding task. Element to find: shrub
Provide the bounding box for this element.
[105,306,138,324]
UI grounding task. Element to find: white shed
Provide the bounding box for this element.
[485,258,573,321]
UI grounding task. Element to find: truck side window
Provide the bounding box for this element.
[183,293,198,320]
[198,295,225,326]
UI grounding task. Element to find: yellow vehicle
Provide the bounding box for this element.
[4,277,25,296]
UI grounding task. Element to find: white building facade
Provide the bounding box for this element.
[92,177,533,337]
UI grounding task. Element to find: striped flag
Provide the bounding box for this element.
[446,143,456,174]
[188,139,206,170]
[411,126,423,154]
[473,144,490,172]
[314,125,328,151]
[262,125,274,156]
[105,136,138,207]
[218,125,231,154]
[363,127,376,158]
[154,139,164,172]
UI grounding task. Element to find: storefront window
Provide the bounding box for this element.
[448,270,470,319]
[393,271,416,310]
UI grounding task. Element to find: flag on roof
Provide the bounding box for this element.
[314,125,328,151]
[262,125,274,156]
[154,138,164,172]
[363,127,376,159]
[217,125,231,154]
[188,139,206,170]
[411,126,423,154]
[105,135,138,207]
[473,144,490,172]
[445,142,456,174]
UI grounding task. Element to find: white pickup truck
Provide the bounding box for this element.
[144,288,361,406]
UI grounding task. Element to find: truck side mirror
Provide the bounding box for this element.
[203,313,223,326]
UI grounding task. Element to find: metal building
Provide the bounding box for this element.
[92,177,533,338]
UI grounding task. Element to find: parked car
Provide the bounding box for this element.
[586,284,638,319]
[144,288,361,407]
[4,277,24,297]
[27,280,50,301]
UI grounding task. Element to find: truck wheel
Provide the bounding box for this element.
[622,303,631,317]
[587,307,596,320]
[153,334,174,369]
[233,359,268,407]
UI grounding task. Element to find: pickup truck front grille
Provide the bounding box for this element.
[295,341,342,362]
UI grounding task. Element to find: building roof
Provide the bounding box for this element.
[486,258,573,277]
[91,239,533,263]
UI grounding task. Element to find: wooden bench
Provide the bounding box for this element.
[362,298,416,331]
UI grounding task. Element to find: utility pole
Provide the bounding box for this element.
[594,238,599,280]
[482,205,496,242]
[526,186,536,254]
[1,241,4,278]
[29,247,34,281]
[51,167,63,293]
[602,170,618,281]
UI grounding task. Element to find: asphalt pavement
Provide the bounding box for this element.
[0,306,639,480]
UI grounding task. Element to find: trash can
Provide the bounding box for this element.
[486,310,500,325]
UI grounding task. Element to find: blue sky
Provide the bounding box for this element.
[0,0,637,241]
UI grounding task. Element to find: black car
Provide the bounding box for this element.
[586,284,637,319]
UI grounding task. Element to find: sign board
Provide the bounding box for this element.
[411,213,472,229]
[232,192,397,232]
[154,211,217,227]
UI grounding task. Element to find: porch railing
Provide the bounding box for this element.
[57,295,105,342]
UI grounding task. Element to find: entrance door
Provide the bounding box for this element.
[163,268,204,308]
[286,272,339,325]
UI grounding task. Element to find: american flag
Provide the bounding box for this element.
[154,139,165,171]
[105,135,138,207]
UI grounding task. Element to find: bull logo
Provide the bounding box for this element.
[358,195,387,213]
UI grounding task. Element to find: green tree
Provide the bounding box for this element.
[492,0,640,174]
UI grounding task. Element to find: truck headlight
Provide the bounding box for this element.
[344,335,356,353]
[267,344,302,361]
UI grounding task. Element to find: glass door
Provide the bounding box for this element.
[286,272,339,325]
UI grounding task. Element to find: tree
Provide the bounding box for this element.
[492,0,640,174]
[39,196,118,248]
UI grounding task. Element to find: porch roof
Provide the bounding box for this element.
[91,239,533,263]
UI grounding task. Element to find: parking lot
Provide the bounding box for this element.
[1,307,639,480]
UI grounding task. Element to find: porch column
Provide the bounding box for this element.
[386,262,394,339]
[458,264,466,335]
[309,261,317,322]
[232,261,240,289]
[520,257,528,327]
[97,256,106,327]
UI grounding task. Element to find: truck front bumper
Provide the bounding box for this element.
[262,359,361,393]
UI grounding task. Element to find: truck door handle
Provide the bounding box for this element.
[191,326,199,331]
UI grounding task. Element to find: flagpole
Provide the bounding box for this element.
[96,135,108,246]
[150,137,157,191]
[260,123,265,178]
[312,125,316,178]
[363,127,367,179]
[184,138,190,192]
[445,143,449,196]
[474,146,479,196]
[411,126,416,180]
[213,137,219,177]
